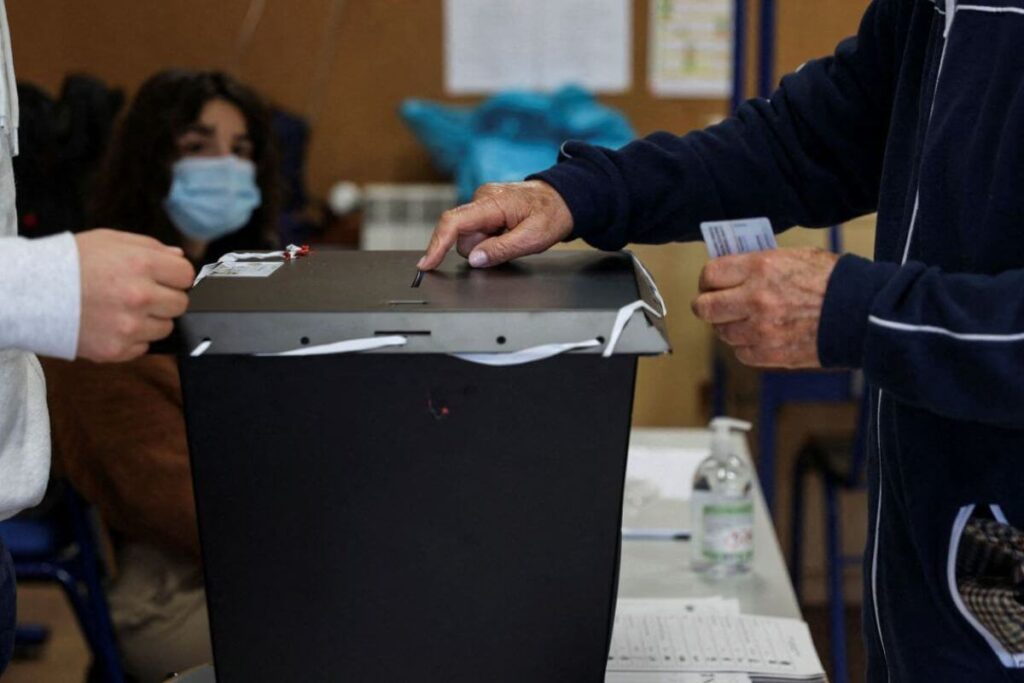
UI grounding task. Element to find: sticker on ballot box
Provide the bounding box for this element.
[700,217,777,258]
[207,262,283,278]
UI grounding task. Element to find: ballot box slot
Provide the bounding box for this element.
[374,329,432,336]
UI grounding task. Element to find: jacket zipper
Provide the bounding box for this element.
[871,389,889,676]
[872,1,956,678]
[900,1,955,264]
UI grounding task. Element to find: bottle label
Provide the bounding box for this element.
[700,500,754,561]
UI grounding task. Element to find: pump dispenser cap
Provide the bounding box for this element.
[709,417,752,434]
[708,416,752,456]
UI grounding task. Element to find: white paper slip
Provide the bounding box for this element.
[607,673,751,683]
[207,261,283,278]
[607,608,826,681]
[619,598,741,616]
[625,445,709,502]
[700,218,777,258]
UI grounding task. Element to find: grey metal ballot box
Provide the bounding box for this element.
[178,250,670,683]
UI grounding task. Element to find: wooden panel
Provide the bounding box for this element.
[8,0,869,194]
[7,0,871,425]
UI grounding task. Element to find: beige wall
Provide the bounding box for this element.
[7,0,873,425]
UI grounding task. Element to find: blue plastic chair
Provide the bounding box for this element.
[755,363,854,513]
[0,481,125,683]
[789,391,869,683]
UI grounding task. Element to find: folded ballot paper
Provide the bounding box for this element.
[606,599,826,683]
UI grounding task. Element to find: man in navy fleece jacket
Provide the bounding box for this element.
[420,0,1024,680]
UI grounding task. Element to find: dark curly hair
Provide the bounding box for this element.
[89,69,280,260]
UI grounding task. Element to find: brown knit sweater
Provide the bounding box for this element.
[41,355,200,559]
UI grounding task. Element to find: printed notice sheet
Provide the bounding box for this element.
[608,600,826,682]
[649,0,733,98]
[445,0,631,93]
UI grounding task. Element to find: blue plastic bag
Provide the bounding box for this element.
[401,86,635,202]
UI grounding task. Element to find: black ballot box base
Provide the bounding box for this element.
[181,353,638,683]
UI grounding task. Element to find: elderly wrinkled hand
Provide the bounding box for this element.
[691,247,839,369]
[417,180,574,271]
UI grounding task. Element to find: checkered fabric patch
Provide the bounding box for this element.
[957,518,1024,584]
[956,517,1024,653]
[958,579,1024,653]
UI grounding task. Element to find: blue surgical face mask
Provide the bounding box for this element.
[164,155,262,241]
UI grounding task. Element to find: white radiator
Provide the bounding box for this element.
[359,184,458,251]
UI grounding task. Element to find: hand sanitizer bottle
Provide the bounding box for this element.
[691,417,754,577]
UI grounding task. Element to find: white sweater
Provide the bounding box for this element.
[0,0,81,521]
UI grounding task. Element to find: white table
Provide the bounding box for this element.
[165,428,801,682]
[618,428,801,620]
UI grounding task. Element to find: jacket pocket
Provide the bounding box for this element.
[948,504,1024,669]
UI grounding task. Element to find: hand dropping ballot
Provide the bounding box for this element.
[700,218,777,258]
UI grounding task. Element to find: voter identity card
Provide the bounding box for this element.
[700,217,777,258]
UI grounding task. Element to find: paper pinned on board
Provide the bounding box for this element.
[649,0,733,98]
[444,0,631,94]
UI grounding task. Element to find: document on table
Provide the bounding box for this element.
[622,444,708,538]
[625,445,709,502]
[608,600,826,682]
[620,598,741,616]
[607,673,751,682]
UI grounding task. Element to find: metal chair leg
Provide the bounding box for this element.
[66,492,125,683]
[789,451,807,598]
[22,561,104,658]
[758,378,779,513]
[13,624,48,648]
[824,480,850,683]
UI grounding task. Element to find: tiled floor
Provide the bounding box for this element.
[5,585,90,682]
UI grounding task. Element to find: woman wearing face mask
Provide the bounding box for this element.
[91,69,278,262]
[41,70,280,682]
